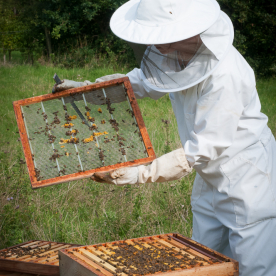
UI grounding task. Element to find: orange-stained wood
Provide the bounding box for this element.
[13,102,37,184]
[123,80,155,158]
[13,77,156,189]
[14,77,129,106]
[146,262,238,276]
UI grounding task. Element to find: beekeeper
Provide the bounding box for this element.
[54,0,276,275]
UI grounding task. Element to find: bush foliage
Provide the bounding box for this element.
[0,0,275,75]
[219,0,276,77]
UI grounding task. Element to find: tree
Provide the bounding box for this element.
[0,7,24,62]
[218,0,276,76]
[1,0,275,75]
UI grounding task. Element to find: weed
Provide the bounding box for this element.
[161,119,171,154]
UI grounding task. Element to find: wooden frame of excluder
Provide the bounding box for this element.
[59,233,239,276]
[13,77,156,189]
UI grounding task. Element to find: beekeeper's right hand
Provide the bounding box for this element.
[91,148,192,186]
[52,79,93,93]
[52,73,126,93]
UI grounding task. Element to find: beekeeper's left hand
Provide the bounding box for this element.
[91,148,192,186]
[52,79,94,93]
[95,73,126,83]
[52,73,126,93]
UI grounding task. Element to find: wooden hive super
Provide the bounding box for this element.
[13,77,156,189]
[0,240,80,275]
[59,233,239,276]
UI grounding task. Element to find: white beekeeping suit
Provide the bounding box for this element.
[110,1,276,275]
[54,0,276,275]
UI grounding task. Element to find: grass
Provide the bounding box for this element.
[0,62,275,249]
[0,63,194,249]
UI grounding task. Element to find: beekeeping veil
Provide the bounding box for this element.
[110,0,234,92]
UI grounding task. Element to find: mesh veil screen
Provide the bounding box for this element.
[21,85,147,181]
[140,38,219,91]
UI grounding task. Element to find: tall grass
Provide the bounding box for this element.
[0,63,275,249]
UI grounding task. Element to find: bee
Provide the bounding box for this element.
[99,150,105,161]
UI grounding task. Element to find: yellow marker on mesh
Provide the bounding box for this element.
[82,132,108,143]
[62,123,74,128]
[59,137,79,144]
[68,115,77,120]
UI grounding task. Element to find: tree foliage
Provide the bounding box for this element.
[0,7,25,50]
[218,0,276,76]
[1,0,275,75]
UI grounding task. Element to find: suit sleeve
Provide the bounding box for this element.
[184,73,251,168]
[126,68,166,100]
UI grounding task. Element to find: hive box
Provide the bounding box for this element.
[0,240,79,275]
[59,233,238,276]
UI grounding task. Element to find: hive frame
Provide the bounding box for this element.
[0,240,80,275]
[59,233,239,276]
[13,77,156,189]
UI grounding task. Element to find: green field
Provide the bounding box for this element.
[0,63,275,249]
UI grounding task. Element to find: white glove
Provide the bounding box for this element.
[95,73,126,83]
[52,79,93,93]
[91,148,192,186]
[52,74,126,93]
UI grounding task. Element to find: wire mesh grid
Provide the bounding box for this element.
[20,84,149,182]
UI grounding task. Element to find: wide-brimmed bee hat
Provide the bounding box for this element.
[110,0,234,92]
